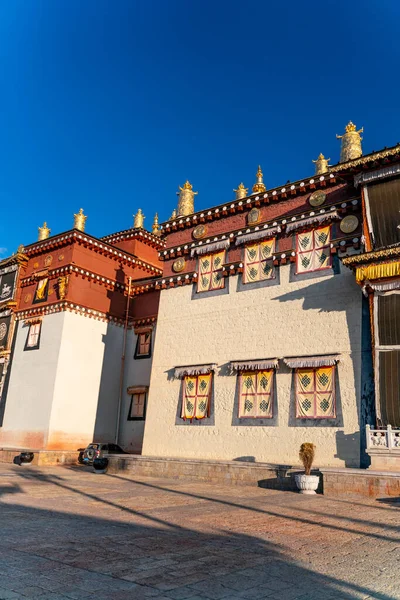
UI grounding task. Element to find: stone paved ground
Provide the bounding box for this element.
[0,464,398,599]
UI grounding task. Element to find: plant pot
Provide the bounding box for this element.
[93,458,108,474]
[295,473,320,494]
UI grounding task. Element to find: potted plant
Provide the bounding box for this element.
[295,443,320,494]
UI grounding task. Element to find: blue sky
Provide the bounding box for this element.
[1,0,400,255]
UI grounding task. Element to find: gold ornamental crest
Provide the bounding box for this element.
[193,224,207,240]
[172,258,186,273]
[340,215,359,234]
[248,207,260,225]
[309,190,326,207]
[44,255,53,267]
[0,322,7,342]
[24,293,32,304]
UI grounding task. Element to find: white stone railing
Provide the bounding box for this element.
[366,424,400,450]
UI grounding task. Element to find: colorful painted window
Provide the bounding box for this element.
[296,226,331,274]
[128,391,147,420]
[197,252,225,293]
[296,366,336,418]
[239,370,273,418]
[244,239,275,283]
[181,374,212,420]
[25,322,41,351]
[135,331,152,358]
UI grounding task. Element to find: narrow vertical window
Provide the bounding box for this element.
[128,391,147,420]
[134,330,152,359]
[25,322,41,351]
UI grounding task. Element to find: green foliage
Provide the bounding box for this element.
[299,442,316,476]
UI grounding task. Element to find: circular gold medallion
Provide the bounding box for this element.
[24,293,32,304]
[193,224,207,240]
[58,254,64,261]
[48,288,54,296]
[248,207,260,225]
[309,190,326,207]
[172,257,186,273]
[340,215,359,234]
[44,255,53,267]
[33,262,39,269]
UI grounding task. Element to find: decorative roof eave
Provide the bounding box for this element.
[174,364,217,378]
[230,358,279,372]
[160,201,360,260]
[0,252,28,268]
[330,144,400,174]
[20,264,158,297]
[235,227,281,246]
[161,174,339,231]
[362,279,400,296]
[15,301,128,326]
[25,230,163,276]
[283,355,340,368]
[285,210,340,234]
[101,227,166,249]
[342,245,400,268]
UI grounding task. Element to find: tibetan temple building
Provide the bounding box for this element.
[0,209,163,455]
[0,121,399,471]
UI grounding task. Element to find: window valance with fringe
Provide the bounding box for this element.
[235,227,280,246]
[190,239,230,257]
[283,355,339,369]
[230,358,279,372]
[174,364,217,379]
[286,210,339,234]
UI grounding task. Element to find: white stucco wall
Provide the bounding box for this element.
[0,312,64,449]
[142,263,363,467]
[1,311,153,452]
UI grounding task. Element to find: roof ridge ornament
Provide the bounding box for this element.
[312,153,331,176]
[152,212,161,236]
[233,182,248,200]
[336,121,363,163]
[133,208,145,229]
[252,165,266,193]
[177,180,197,217]
[73,208,87,232]
[38,221,51,241]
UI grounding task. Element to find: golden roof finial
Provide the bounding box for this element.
[336,121,363,163]
[233,183,248,200]
[252,165,266,193]
[170,208,177,220]
[38,221,51,241]
[312,153,331,175]
[133,208,145,229]
[73,208,87,232]
[177,180,197,216]
[152,212,161,236]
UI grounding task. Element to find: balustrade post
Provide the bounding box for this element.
[387,424,393,449]
[366,424,371,449]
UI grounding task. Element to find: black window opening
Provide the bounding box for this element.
[24,322,42,351]
[379,350,400,427]
[367,178,400,249]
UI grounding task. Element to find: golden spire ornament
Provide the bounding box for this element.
[170,208,177,220]
[133,208,145,229]
[233,183,248,200]
[73,208,87,232]
[337,121,363,163]
[312,153,331,175]
[252,166,266,193]
[152,212,161,236]
[177,181,197,216]
[38,221,51,241]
